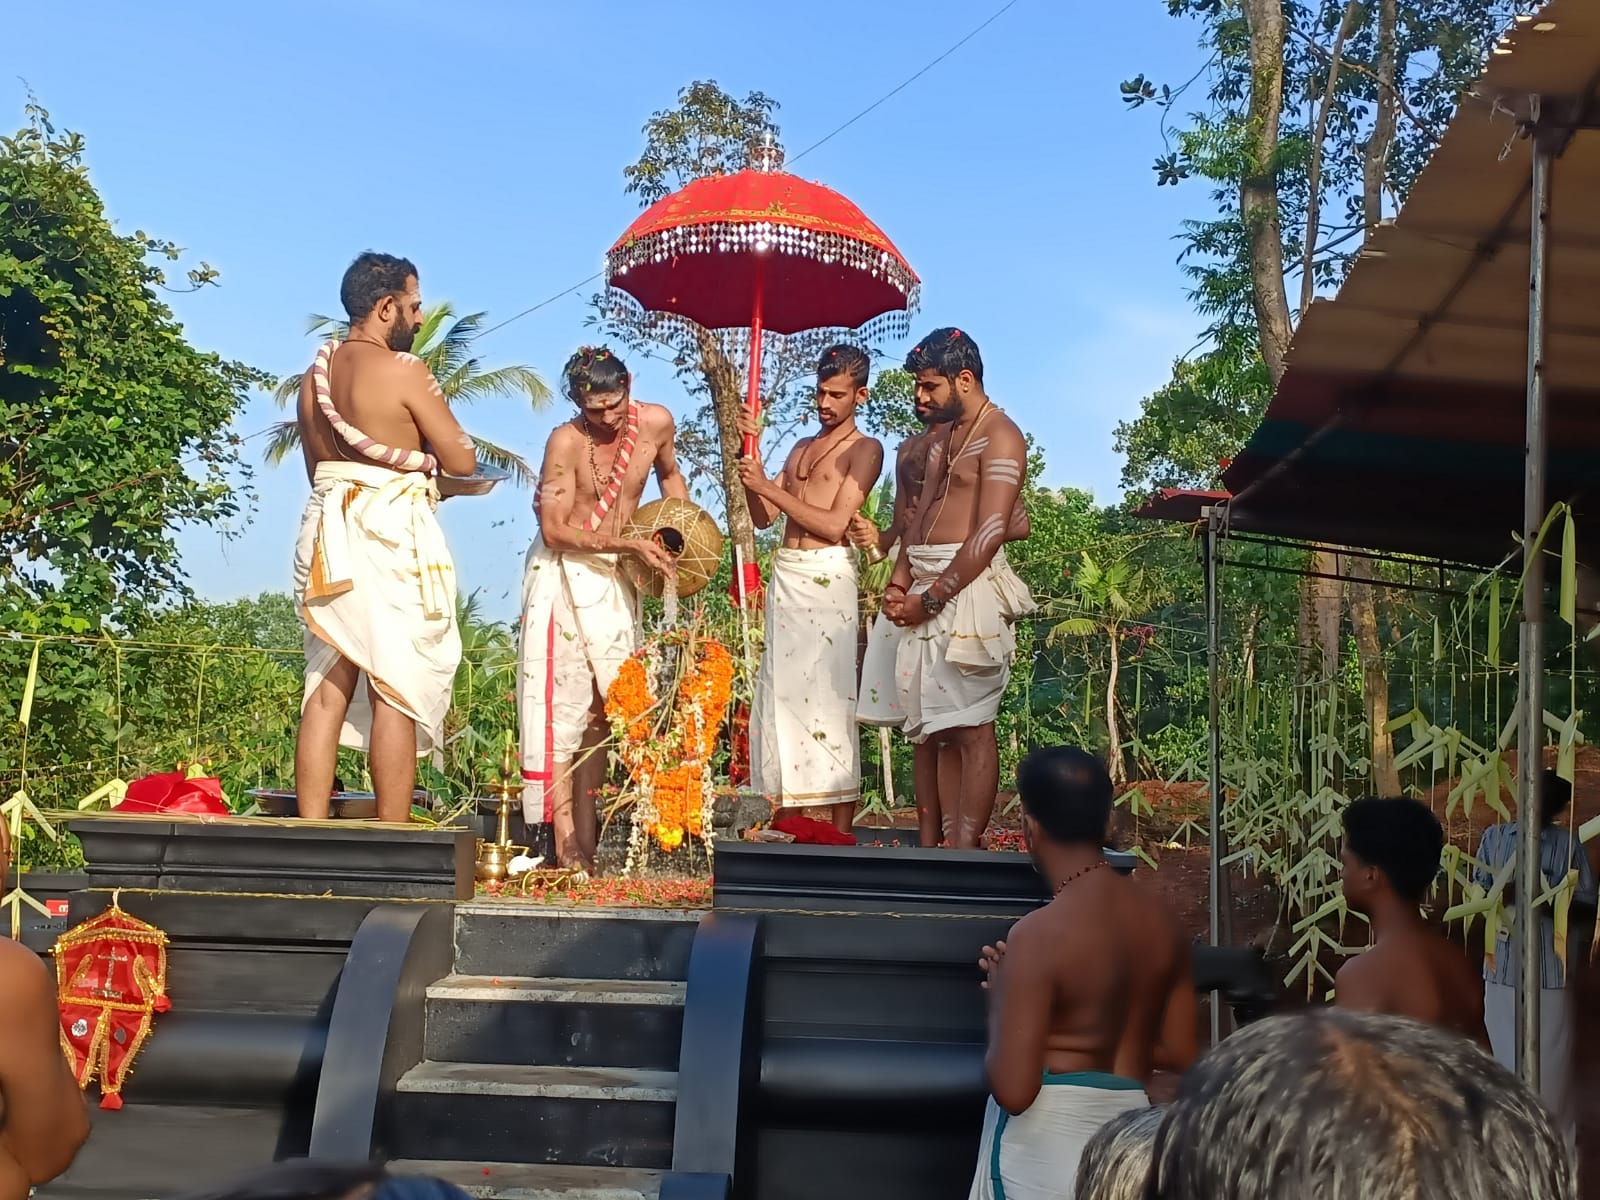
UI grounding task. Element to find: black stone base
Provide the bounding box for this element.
[70,814,476,900]
[5,871,85,954]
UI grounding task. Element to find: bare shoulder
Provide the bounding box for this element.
[542,419,583,457]
[1335,946,1382,994]
[1126,875,1189,956]
[1003,906,1053,951]
[852,433,885,464]
[985,409,1026,452]
[638,402,675,436]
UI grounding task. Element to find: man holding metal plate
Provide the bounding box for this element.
[291,252,485,824]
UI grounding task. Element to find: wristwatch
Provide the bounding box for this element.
[921,590,947,617]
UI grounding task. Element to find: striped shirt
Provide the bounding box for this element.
[1473,823,1596,989]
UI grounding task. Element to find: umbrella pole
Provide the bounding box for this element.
[734,260,767,678]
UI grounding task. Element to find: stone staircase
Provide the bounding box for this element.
[389,903,701,1199]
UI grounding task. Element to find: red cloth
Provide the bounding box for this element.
[113,771,229,816]
[729,562,763,608]
[770,814,857,846]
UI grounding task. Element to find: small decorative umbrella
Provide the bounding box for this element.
[605,137,920,631]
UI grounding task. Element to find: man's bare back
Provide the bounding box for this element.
[296,331,474,482]
[1336,928,1489,1046]
[982,748,1196,1118]
[1009,870,1193,1080]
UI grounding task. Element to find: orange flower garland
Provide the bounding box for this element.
[604,632,734,861]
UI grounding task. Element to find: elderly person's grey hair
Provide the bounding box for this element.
[1145,1009,1575,1200]
[1075,1104,1164,1199]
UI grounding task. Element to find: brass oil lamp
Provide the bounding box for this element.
[475,733,530,886]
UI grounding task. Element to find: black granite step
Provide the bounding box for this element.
[452,905,700,982]
[391,1063,677,1168]
[425,975,685,1070]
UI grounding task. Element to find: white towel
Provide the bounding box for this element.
[968,1074,1149,1200]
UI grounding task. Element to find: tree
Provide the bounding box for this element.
[266,304,550,485]
[0,101,264,634]
[1051,551,1172,786]
[1121,0,1535,790]
[598,81,882,575]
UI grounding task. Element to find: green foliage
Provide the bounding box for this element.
[1115,1,1537,496]
[623,81,780,205]
[266,304,551,486]
[857,367,923,440]
[0,589,541,872]
[0,100,264,632]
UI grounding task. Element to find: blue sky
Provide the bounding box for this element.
[4,1,1206,620]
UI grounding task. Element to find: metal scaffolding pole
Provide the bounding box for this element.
[1515,122,1557,1092]
[1203,506,1228,1045]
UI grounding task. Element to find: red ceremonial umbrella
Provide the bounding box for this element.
[605,142,920,459]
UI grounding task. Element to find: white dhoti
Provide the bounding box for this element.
[858,610,906,729]
[1485,981,1577,1150]
[968,1073,1149,1200]
[750,546,861,809]
[517,536,640,824]
[859,544,1034,743]
[292,461,460,760]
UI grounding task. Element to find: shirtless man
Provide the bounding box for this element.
[293,252,476,822]
[850,388,1029,849]
[1335,795,1489,1046]
[0,820,91,1199]
[973,746,1195,1199]
[878,328,1036,848]
[738,345,884,834]
[518,347,686,873]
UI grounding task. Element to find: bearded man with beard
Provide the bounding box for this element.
[292,252,477,821]
[850,373,1029,849]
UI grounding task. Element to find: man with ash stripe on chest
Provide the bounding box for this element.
[861,328,1034,848]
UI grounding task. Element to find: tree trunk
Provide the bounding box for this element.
[1296,550,1343,681]
[1105,627,1125,785]
[1242,603,1261,687]
[694,326,757,569]
[1239,0,1294,381]
[1351,0,1400,797]
[1300,0,1363,315]
[1362,0,1399,235]
[1348,556,1399,793]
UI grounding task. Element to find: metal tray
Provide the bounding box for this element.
[248,789,431,819]
[438,464,509,498]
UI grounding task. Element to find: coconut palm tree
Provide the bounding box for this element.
[266,304,550,486]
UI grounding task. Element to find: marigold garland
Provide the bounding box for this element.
[604,630,734,864]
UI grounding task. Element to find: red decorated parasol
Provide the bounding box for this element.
[605,138,920,460]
